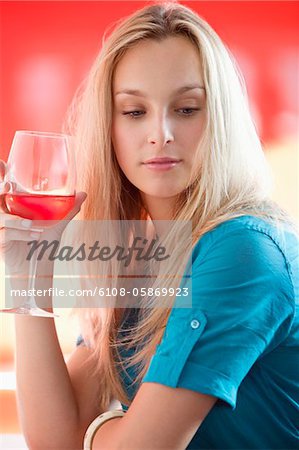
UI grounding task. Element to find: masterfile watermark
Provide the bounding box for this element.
[26,236,170,266]
[3,219,193,309]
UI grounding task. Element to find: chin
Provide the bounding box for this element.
[142,187,184,199]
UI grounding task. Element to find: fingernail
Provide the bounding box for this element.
[31,227,44,233]
[22,219,32,228]
[30,232,40,239]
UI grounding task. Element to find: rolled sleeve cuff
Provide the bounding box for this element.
[143,358,237,409]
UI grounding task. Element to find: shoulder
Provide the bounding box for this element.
[195,214,297,256]
[192,214,297,302]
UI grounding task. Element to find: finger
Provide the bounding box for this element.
[64,191,87,221]
[0,181,11,213]
[0,160,6,181]
[0,197,9,213]
[0,214,43,232]
[0,213,26,229]
[0,228,42,245]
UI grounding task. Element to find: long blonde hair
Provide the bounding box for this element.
[65,1,294,411]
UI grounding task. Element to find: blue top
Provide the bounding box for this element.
[78,215,299,449]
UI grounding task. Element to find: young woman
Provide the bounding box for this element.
[0,2,298,449]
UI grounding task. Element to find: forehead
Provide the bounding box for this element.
[112,36,204,95]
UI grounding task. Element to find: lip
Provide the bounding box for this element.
[143,157,181,164]
[142,158,182,171]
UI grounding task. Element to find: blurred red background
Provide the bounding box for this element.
[0,0,298,160]
[0,1,298,440]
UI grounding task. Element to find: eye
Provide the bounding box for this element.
[122,110,145,119]
[176,108,200,116]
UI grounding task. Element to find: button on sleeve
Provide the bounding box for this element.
[143,310,207,387]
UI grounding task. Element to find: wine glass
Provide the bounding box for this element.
[0,130,76,317]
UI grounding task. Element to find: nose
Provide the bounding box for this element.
[147,113,174,147]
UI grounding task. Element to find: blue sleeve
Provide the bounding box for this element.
[76,335,85,347]
[76,334,91,348]
[142,225,295,409]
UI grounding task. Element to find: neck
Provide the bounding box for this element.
[141,194,178,221]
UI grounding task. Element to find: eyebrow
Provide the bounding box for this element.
[115,84,205,97]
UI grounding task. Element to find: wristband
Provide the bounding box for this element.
[83,409,125,450]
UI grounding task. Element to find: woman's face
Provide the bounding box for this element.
[112,36,206,203]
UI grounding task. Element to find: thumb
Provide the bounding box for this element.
[74,191,87,209]
[65,191,87,220]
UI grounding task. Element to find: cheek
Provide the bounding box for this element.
[112,121,137,172]
[113,116,131,143]
[113,115,144,150]
[176,120,205,158]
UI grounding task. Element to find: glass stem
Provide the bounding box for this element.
[25,240,40,309]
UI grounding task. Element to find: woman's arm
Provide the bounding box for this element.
[91,382,217,450]
[14,286,103,450]
[14,259,103,449]
[1,159,93,448]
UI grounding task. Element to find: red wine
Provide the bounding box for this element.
[5,193,75,220]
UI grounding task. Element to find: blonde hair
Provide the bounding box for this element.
[65,1,295,411]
